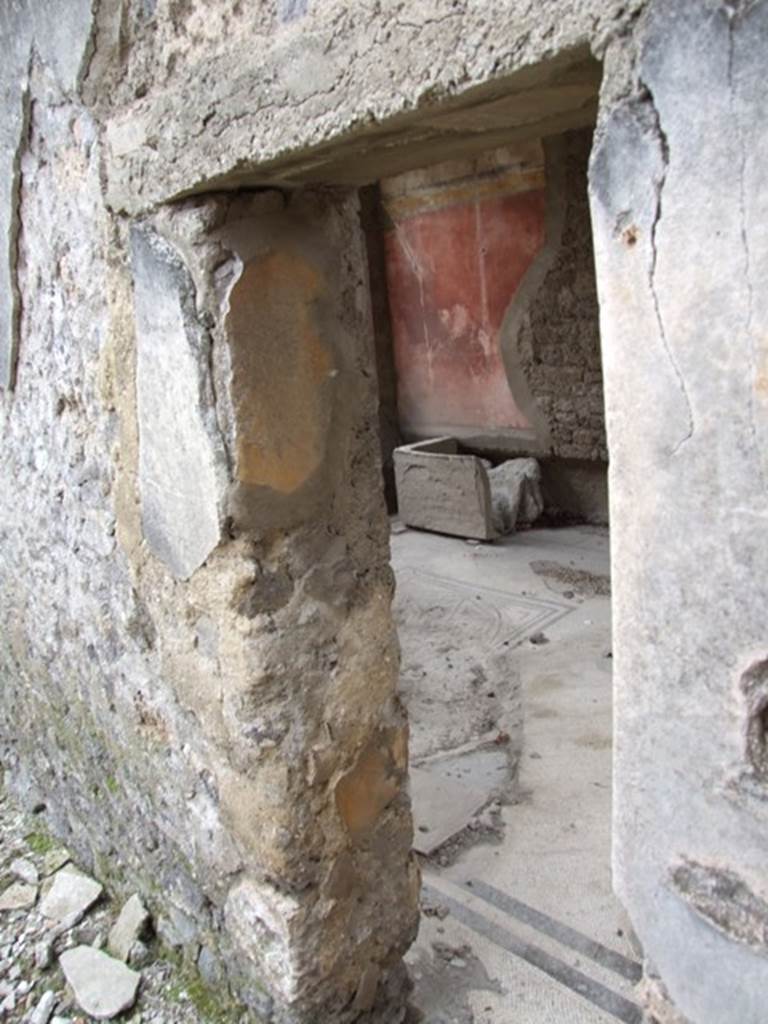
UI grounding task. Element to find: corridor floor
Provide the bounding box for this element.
[391,523,643,1024]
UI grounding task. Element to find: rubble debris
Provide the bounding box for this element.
[11,858,39,886]
[28,989,56,1024]
[39,869,102,925]
[0,881,38,911]
[0,784,223,1022]
[108,894,150,962]
[41,850,70,878]
[488,458,543,535]
[530,559,610,596]
[59,946,140,1020]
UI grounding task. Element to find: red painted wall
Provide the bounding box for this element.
[381,147,546,441]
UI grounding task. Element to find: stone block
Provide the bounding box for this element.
[394,438,495,540]
[130,224,225,580]
[487,457,543,534]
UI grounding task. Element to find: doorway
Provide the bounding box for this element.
[365,128,640,1024]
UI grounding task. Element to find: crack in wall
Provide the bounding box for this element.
[726,4,766,493]
[641,80,695,456]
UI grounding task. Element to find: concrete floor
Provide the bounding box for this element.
[391,524,643,1024]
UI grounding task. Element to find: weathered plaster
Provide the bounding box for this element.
[92,1,644,213]
[590,1,768,1021]
[0,0,96,390]
[1,10,421,1011]
[381,144,545,446]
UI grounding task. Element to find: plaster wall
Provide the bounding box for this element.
[379,129,605,467]
[381,145,545,446]
[590,1,768,1021]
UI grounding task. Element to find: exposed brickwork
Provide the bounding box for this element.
[518,129,607,462]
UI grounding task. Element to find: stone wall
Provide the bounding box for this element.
[513,128,607,462]
[0,20,419,1013]
[95,0,619,213]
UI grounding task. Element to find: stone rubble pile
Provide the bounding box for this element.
[0,785,219,1023]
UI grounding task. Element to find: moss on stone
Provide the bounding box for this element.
[166,964,243,1024]
[25,828,56,855]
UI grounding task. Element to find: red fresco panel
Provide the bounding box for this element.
[384,188,546,436]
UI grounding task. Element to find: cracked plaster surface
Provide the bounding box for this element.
[590,2,768,1022]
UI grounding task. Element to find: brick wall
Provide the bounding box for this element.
[516,129,607,462]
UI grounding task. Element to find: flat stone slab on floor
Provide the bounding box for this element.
[410,763,492,856]
[60,945,140,1019]
[40,868,102,924]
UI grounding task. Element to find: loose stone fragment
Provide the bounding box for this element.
[59,945,140,1019]
[128,939,151,968]
[29,989,57,1024]
[35,938,54,969]
[0,880,37,911]
[40,869,102,924]
[42,849,71,877]
[488,457,543,535]
[11,857,39,885]
[108,894,150,962]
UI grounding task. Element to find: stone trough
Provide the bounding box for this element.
[394,437,543,540]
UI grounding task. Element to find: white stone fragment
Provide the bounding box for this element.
[42,849,71,877]
[59,946,140,1020]
[11,857,39,885]
[108,894,150,962]
[29,989,57,1024]
[0,881,37,911]
[35,939,53,969]
[40,869,102,924]
[487,457,543,535]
